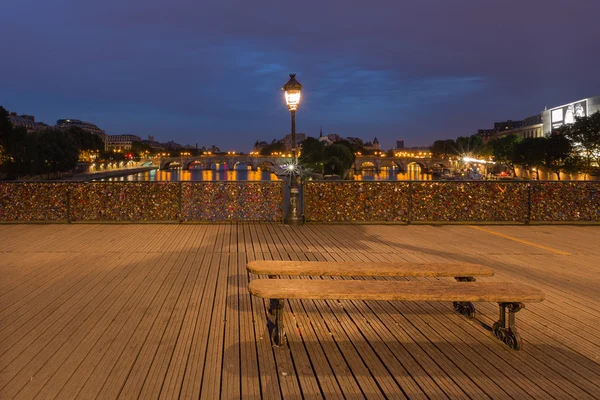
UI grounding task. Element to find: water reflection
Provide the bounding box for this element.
[102,164,431,182]
[354,164,432,181]
[104,168,279,182]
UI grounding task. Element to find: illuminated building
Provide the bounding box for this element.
[363,137,380,151]
[542,96,600,135]
[478,96,599,142]
[107,134,142,152]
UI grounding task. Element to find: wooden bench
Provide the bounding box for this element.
[248,260,493,318]
[247,261,545,350]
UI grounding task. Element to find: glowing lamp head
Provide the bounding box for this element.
[282,73,303,111]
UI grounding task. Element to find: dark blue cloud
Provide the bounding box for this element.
[1,0,599,150]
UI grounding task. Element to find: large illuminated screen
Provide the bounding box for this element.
[550,99,587,129]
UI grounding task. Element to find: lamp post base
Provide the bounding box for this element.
[285,215,304,225]
[285,186,303,225]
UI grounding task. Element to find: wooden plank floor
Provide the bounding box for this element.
[1,224,599,399]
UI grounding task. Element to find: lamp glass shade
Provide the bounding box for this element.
[285,90,301,111]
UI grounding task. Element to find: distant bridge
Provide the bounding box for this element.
[150,155,290,171]
[353,155,451,173]
[147,154,452,173]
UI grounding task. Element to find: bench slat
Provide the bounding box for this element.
[248,280,544,303]
[247,261,494,277]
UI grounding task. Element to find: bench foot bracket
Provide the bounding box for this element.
[453,301,476,318]
[453,277,476,318]
[268,299,286,346]
[493,302,524,350]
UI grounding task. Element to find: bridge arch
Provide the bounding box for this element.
[359,161,376,170]
[407,161,427,170]
[233,161,251,170]
[162,161,181,170]
[379,160,406,172]
[258,161,277,172]
[186,160,205,169]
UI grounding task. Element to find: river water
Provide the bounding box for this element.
[102,164,432,182]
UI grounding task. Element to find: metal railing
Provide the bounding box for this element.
[1,180,598,223]
[303,181,600,223]
[0,181,285,222]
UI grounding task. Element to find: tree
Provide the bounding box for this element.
[455,135,484,157]
[542,132,574,180]
[562,111,600,169]
[299,138,355,178]
[514,137,546,179]
[131,140,154,158]
[299,137,325,173]
[259,141,286,156]
[1,107,28,178]
[100,150,126,162]
[491,134,521,176]
[324,143,355,178]
[66,126,104,153]
[430,139,456,159]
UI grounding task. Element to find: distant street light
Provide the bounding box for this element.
[282,73,303,225]
[180,151,190,170]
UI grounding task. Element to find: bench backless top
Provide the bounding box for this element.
[249,280,544,303]
[247,261,494,277]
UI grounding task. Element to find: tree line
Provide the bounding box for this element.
[0,106,104,179]
[430,112,600,180]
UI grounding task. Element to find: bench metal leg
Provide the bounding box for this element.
[267,275,277,316]
[492,302,524,350]
[268,299,277,316]
[453,277,476,318]
[269,299,286,346]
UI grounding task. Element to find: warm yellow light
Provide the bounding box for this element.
[285,91,301,111]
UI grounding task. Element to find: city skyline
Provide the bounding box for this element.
[2,0,599,151]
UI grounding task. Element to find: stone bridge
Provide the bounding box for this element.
[148,155,451,174]
[353,155,450,173]
[151,155,290,171]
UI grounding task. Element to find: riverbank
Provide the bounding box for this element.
[59,166,157,181]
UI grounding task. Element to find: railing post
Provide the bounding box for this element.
[282,181,287,224]
[66,184,71,224]
[178,181,183,223]
[300,180,305,223]
[407,181,412,224]
[526,182,531,225]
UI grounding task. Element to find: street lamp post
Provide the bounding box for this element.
[282,73,303,225]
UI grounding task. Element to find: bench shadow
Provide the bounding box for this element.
[223,339,597,385]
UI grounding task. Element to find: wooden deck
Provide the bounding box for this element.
[1,224,599,399]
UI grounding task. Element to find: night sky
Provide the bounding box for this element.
[1,0,599,151]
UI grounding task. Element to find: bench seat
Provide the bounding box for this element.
[250,278,544,350]
[247,261,494,278]
[248,279,544,303]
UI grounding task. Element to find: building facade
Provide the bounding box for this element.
[282,133,306,152]
[477,95,600,142]
[542,96,600,135]
[107,134,142,152]
[363,137,380,151]
[8,113,51,133]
